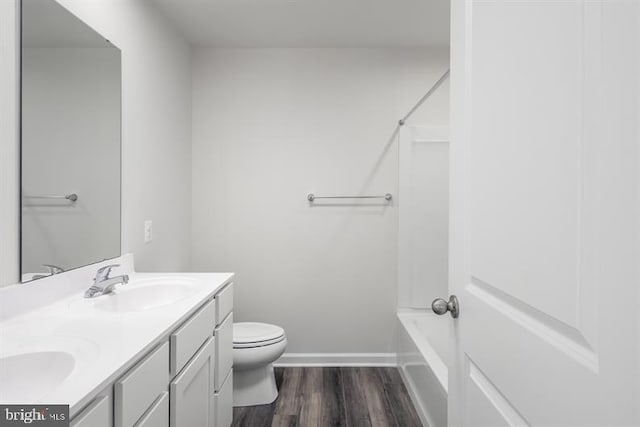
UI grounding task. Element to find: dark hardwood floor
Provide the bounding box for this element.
[232,367,423,427]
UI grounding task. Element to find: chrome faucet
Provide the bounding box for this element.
[84,264,129,298]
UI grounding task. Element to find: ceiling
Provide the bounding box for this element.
[148,0,450,48]
[22,0,114,48]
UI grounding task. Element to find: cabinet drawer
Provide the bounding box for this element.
[115,342,169,427]
[71,395,110,427]
[171,298,216,377]
[214,312,233,391]
[170,337,215,427]
[215,283,233,326]
[214,370,233,427]
[136,392,168,427]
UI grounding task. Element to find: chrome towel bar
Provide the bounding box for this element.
[307,193,392,202]
[24,193,78,202]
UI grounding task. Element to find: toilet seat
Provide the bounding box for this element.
[233,322,285,349]
[232,322,287,406]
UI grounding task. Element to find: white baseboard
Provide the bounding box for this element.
[274,352,397,367]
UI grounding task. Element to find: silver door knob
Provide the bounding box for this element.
[431,295,460,318]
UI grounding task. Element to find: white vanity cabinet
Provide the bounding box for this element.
[170,337,216,426]
[213,283,234,427]
[70,395,111,427]
[168,281,234,427]
[69,280,234,427]
[136,392,169,427]
[168,295,216,427]
[170,299,216,377]
[115,342,169,427]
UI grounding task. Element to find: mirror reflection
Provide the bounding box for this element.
[21,0,121,282]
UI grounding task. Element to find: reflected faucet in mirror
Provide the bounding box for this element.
[30,264,65,280]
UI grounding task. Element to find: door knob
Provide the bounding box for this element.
[431,295,460,318]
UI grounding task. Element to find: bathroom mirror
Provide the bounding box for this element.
[20,0,121,282]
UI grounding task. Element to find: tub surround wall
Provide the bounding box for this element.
[191,48,450,359]
[398,126,449,309]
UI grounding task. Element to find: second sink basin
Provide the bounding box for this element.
[0,351,75,402]
[94,277,200,312]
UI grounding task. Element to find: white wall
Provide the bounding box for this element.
[39,0,193,273]
[21,48,120,275]
[0,0,20,286]
[192,48,449,355]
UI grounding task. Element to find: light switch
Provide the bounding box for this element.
[144,220,153,243]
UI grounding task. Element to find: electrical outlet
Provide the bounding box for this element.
[144,220,153,243]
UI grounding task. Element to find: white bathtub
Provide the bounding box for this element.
[397,309,449,427]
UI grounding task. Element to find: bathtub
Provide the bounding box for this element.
[397,309,449,427]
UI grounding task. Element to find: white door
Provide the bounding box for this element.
[448,0,640,426]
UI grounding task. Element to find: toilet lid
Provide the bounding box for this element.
[233,322,285,347]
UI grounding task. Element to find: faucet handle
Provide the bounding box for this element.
[95,264,120,282]
[42,264,64,275]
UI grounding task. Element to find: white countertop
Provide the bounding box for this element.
[0,267,233,414]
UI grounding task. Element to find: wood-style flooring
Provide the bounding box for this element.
[232,367,423,427]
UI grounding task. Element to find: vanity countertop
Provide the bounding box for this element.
[0,269,233,414]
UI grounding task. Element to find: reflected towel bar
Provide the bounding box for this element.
[307,193,392,202]
[24,193,78,202]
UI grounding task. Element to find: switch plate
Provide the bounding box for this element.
[144,220,153,243]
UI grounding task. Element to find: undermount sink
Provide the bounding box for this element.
[93,277,200,312]
[0,351,75,402]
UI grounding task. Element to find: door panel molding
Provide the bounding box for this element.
[466,357,530,427]
[467,277,598,372]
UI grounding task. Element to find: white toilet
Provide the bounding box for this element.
[232,322,287,407]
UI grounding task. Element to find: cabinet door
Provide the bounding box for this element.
[171,298,216,377]
[115,342,169,427]
[70,395,110,427]
[170,337,215,427]
[214,312,233,391]
[214,370,233,427]
[215,283,233,325]
[136,392,168,427]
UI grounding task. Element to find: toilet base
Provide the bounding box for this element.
[233,363,278,407]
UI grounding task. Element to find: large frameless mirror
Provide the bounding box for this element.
[21,0,121,282]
